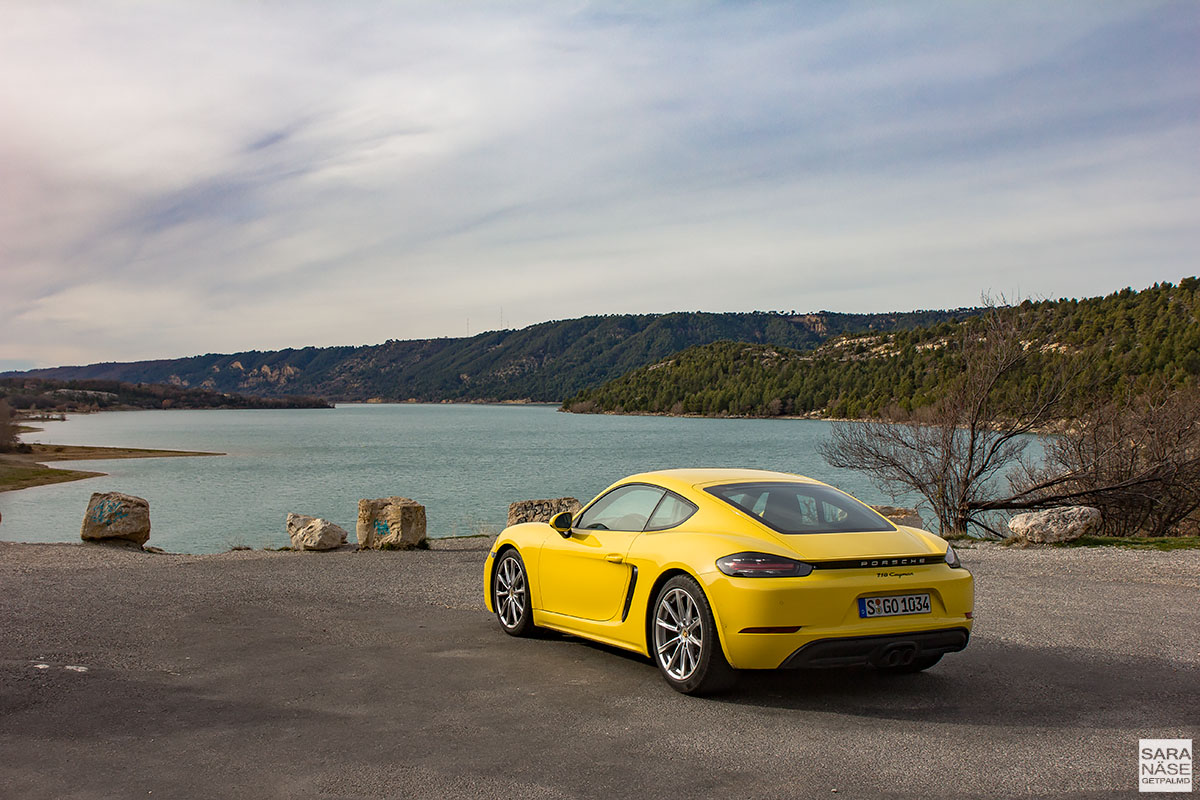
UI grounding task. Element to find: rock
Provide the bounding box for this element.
[81,492,151,547]
[286,512,316,537]
[1007,506,1101,544]
[872,505,925,530]
[286,512,348,551]
[507,497,582,527]
[357,497,427,550]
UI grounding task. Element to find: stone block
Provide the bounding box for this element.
[507,497,582,527]
[871,505,925,530]
[357,497,427,549]
[81,492,151,547]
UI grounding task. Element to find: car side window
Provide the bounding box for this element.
[645,492,698,531]
[576,485,666,532]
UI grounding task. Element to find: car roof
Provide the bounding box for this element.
[622,468,826,494]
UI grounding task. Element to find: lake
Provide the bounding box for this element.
[1,404,913,553]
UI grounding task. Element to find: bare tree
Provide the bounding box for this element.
[0,399,18,453]
[988,384,1200,536]
[819,303,1078,537]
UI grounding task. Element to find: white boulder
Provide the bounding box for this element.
[1007,506,1102,544]
[286,512,348,551]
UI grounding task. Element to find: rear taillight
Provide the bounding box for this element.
[716,552,813,578]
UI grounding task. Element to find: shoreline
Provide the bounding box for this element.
[0,444,223,493]
[0,534,493,557]
[557,407,1067,434]
[559,406,854,422]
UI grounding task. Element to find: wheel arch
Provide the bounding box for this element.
[491,538,521,576]
[486,542,521,613]
[642,567,731,663]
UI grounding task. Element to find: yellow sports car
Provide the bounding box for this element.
[484,468,973,694]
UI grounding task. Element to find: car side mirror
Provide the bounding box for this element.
[549,511,574,537]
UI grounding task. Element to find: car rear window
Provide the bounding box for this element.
[705,482,895,535]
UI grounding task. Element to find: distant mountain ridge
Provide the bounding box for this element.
[3,309,974,403]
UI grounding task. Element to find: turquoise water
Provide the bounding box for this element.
[1,404,906,554]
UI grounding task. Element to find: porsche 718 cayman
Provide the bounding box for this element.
[484,468,973,694]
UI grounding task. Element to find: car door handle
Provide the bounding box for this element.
[605,554,624,563]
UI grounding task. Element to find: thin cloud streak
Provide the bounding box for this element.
[1,2,1197,367]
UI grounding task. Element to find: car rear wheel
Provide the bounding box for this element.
[652,575,736,695]
[493,550,536,637]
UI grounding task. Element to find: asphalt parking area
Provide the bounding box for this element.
[1,541,1196,799]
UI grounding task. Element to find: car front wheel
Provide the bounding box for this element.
[493,550,536,637]
[652,575,736,695]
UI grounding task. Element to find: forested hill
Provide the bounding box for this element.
[3,309,970,403]
[563,279,1200,418]
[0,378,331,412]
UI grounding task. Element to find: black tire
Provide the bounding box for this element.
[877,653,943,674]
[651,575,737,695]
[493,549,536,637]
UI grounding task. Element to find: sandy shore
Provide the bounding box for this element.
[1,540,1197,798]
[0,443,222,493]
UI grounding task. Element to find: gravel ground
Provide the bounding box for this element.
[1,539,1196,799]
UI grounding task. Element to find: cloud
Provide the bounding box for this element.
[0,1,1197,366]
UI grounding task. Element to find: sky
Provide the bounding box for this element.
[1,1,1198,370]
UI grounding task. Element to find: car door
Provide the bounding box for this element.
[537,484,666,622]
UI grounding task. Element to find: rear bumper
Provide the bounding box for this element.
[780,627,970,669]
[703,564,974,669]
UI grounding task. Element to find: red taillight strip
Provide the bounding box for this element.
[740,626,802,634]
[734,561,800,571]
[716,552,813,577]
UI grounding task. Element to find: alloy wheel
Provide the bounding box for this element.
[495,555,527,630]
[654,587,703,681]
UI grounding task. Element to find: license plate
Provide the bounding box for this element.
[858,593,931,618]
